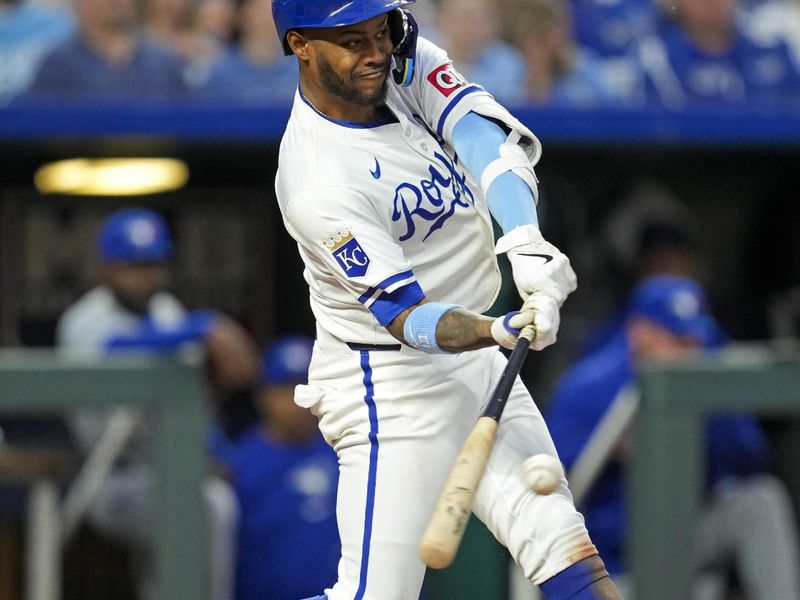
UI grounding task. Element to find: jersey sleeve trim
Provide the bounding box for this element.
[357,270,416,305]
[436,84,484,137]
[364,280,425,327]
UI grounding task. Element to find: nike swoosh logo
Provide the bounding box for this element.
[370,158,381,180]
[518,252,554,264]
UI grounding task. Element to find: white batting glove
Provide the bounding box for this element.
[523,293,560,351]
[491,293,560,351]
[495,225,577,306]
[491,310,535,350]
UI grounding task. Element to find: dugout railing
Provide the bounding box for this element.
[631,344,800,600]
[0,349,209,600]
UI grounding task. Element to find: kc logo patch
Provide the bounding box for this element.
[427,64,468,97]
[324,228,370,277]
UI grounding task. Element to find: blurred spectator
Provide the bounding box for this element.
[0,0,75,105]
[433,0,526,103]
[198,0,297,104]
[27,0,187,102]
[566,0,659,102]
[578,180,701,357]
[642,0,800,107]
[407,0,436,36]
[747,0,800,64]
[547,274,800,599]
[211,335,340,600]
[143,0,196,52]
[57,207,260,600]
[507,0,615,107]
[196,0,236,45]
[142,0,226,89]
[601,180,701,284]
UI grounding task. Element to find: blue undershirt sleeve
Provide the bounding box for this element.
[451,111,539,234]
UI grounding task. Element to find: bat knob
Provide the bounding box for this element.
[418,539,456,569]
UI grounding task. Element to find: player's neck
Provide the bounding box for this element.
[300,79,387,124]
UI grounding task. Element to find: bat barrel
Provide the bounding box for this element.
[418,417,499,568]
[418,326,535,568]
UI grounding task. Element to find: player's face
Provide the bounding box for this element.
[307,14,394,107]
[102,262,169,315]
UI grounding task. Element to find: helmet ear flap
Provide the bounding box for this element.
[386,7,408,47]
[388,8,418,86]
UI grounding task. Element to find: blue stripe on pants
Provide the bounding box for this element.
[354,351,380,600]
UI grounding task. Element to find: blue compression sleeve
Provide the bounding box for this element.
[451,111,538,233]
[104,310,216,353]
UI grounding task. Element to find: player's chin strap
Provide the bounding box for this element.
[479,130,539,203]
[389,8,418,87]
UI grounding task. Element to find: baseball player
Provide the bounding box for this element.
[56,207,259,600]
[271,1,622,599]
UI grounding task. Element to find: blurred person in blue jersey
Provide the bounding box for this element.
[57,207,260,600]
[198,0,298,104]
[211,335,340,600]
[747,0,800,65]
[506,0,615,108]
[0,0,75,104]
[546,274,800,600]
[579,180,703,358]
[26,0,187,102]
[432,0,526,104]
[642,0,800,107]
[565,0,658,103]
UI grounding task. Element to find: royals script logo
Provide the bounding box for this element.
[392,151,475,242]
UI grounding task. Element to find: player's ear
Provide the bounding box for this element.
[286,30,310,60]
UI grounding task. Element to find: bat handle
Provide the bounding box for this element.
[483,324,535,421]
[518,323,536,343]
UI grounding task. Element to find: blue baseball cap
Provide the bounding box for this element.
[261,335,314,386]
[627,275,723,347]
[98,208,173,263]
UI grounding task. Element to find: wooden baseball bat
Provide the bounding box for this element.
[418,325,535,569]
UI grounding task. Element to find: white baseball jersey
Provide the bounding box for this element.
[276,37,541,346]
[275,36,595,600]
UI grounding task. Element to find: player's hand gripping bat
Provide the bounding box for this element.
[418,325,536,569]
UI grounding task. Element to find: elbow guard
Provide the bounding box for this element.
[479,130,539,203]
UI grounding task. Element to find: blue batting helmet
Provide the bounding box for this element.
[261,335,314,386]
[98,208,173,264]
[272,0,416,55]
